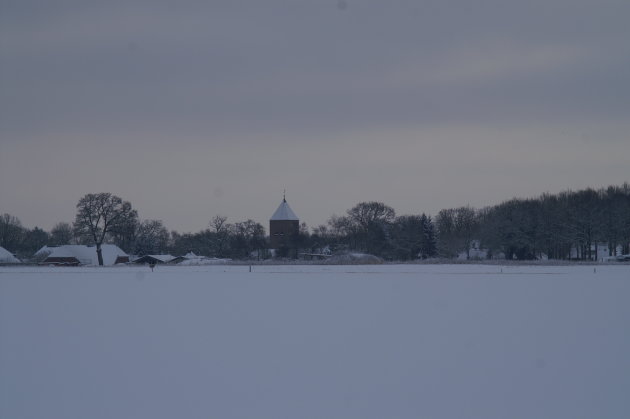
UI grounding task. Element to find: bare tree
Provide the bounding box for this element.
[436,207,479,258]
[210,215,228,233]
[73,193,137,265]
[22,227,49,255]
[453,206,478,259]
[230,219,266,259]
[134,220,169,255]
[209,215,231,257]
[109,213,140,253]
[50,222,74,246]
[346,201,396,229]
[341,202,396,253]
[0,213,25,251]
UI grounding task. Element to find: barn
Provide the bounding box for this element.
[41,245,129,266]
[132,255,175,265]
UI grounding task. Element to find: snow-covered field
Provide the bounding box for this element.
[1,264,629,419]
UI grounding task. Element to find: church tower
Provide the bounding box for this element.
[269,194,299,249]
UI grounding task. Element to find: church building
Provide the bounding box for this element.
[269,196,300,249]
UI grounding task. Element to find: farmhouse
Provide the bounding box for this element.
[41,245,129,266]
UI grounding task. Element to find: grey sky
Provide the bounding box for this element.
[1,0,629,232]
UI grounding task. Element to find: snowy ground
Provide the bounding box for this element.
[1,264,629,419]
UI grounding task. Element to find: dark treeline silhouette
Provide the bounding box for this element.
[309,202,437,260]
[1,184,629,262]
[169,216,268,260]
[437,184,630,260]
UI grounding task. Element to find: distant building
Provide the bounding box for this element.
[132,254,176,265]
[41,245,129,266]
[457,240,507,260]
[170,252,231,265]
[570,243,623,261]
[269,196,299,250]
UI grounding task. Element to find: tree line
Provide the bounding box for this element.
[1,184,629,263]
[436,184,630,260]
[0,194,272,263]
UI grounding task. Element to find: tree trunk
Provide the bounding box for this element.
[594,242,598,261]
[609,241,613,256]
[96,244,104,266]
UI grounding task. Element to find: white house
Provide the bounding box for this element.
[570,243,624,261]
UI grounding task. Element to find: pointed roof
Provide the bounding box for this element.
[270,198,299,221]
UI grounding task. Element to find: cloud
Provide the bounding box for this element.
[1,0,629,231]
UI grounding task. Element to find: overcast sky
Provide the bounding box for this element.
[1,0,629,233]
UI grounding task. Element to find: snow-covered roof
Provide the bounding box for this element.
[0,247,21,263]
[170,252,231,265]
[34,245,54,257]
[270,199,299,221]
[44,245,128,266]
[177,257,231,265]
[132,254,175,263]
